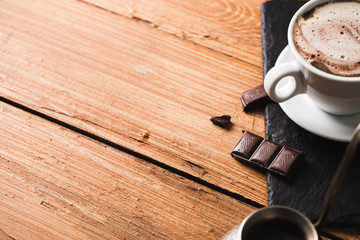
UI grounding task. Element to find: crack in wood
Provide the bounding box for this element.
[131,16,159,28]
[185,160,207,177]
[39,106,73,118]
[129,136,147,144]
[40,201,57,211]
[0,229,16,240]
[0,96,264,210]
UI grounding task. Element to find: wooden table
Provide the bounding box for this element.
[0,0,359,239]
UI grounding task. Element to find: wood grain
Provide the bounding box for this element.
[324,227,360,240]
[0,101,258,240]
[1,1,360,239]
[82,0,264,67]
[0,0,267,204]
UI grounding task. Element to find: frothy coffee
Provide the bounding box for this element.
[293,1,360,77]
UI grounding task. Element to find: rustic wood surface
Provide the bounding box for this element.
[0,102,259,239]
[0,0,266,204]
[0,0,359,239]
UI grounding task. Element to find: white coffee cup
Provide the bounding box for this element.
[264,0,360,115]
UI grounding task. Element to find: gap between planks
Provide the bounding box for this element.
[0,96,265,210]
[0,95,347,240]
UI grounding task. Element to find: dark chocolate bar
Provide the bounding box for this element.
[231,131,304,178]
[241,85,272,112]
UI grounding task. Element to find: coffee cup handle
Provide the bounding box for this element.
[264,62,305,102]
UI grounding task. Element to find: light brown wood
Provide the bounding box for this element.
[0,0,267,205]
[82,0,264,67]
[0,229,14,240]
[325,226,360,240]
[2,0,359,239]
[0,102,257,240]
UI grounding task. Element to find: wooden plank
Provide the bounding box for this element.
[0,0,267,204]
[0,101,258,239]
[323,227,360,240]
[0,230,13,240]
[81,0,264,67]
[1,104,358,240]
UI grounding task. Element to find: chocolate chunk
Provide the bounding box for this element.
[232,131,263,159]
[269,147,305,177]
[241,85,272,112]
[250,140,282,167]
[231,131,304,178]
[210,115,231,128]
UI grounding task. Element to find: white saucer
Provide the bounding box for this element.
[274,46,360,142]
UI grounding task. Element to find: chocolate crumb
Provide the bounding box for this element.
[142,130,150,139]
[210,115,231,128]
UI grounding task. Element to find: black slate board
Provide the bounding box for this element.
[261,0,360,225]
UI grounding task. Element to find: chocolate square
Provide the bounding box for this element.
[241,85,272,111]
[250,140,282,167]
[269,147,305,177]
[231,131,263,159]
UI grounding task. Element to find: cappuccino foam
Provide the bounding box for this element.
[293,1,360,77]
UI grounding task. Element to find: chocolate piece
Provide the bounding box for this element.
[210,115,231,128]
[241,85,272,112]
[232,131,263,159]
[269,147,305,177]
[231,131,304,178]
[250,140,282,167]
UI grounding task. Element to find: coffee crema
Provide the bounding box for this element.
[293,1,360,77]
